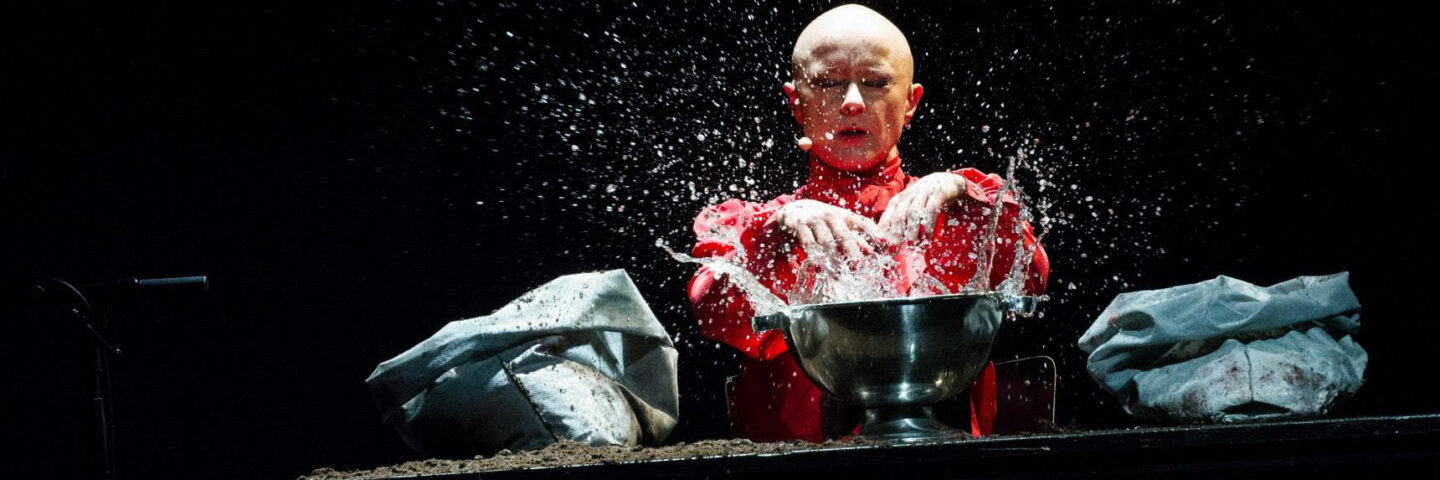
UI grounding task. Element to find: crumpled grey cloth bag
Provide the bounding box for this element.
[366,269,679,456]
[1078,272,1366,423]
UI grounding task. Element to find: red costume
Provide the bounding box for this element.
[687,154,1049,442]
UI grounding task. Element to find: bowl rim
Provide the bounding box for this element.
[753,293,1038,333]
[786,292,1014,312]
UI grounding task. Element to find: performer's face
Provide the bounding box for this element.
[786,34,921,172]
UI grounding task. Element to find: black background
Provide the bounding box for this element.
[3,1,1438,478]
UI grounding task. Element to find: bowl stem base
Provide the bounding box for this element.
[856,405,971,442]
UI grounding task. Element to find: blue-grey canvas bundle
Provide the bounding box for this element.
[367,269,679,456]
[1079,272,1366,423]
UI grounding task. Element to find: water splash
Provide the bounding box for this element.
[663,146,1042,311]
[968,147,1024,292]
[665,185,1043,311]
[785,248,947,306]
[661,244,790,316]
[997,205,1040,298]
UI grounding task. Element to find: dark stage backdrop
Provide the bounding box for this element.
[4,1,1437,478]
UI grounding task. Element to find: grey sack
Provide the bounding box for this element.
[366,269,679,456]
[1078,272,1366,423]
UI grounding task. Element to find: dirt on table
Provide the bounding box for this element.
[300,437,888,480]
[299,421,1080,480]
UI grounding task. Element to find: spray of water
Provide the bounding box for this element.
[785,248,941,305]
[664,164,1041,311]
[347,2,1274,420]
[661,244,789,316]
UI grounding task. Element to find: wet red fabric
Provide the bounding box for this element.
[687,154,1049,442]
[970,362,998,436]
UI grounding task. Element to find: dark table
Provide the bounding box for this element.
[395,414,1440,479]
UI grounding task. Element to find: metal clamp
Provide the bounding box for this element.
[751,312,789,333]
[1002,295,1038,317]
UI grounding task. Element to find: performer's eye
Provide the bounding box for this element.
[864,77,891,88]
[812,78,842,88]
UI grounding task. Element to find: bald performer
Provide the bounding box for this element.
[687,4,1049,441]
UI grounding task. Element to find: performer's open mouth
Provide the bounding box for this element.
[836,127,868,140]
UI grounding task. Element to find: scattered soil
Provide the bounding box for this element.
[300,421,1084,480]
[300,437,888,480]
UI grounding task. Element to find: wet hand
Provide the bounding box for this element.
[773,199,883,258]
[878,172,968,242]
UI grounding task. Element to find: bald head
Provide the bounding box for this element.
[783,4,923,172]
[791,4,914,84]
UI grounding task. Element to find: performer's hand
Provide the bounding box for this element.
[878,172,968,242]
[773,199,883,258]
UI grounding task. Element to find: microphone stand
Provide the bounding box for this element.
[33,276,207,480]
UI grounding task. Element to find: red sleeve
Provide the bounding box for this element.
[687,197,796,360]
[948,168,1050,295]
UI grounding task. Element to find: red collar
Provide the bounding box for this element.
[796,151,910,217]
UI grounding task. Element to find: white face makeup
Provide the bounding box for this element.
[787,5,921,172]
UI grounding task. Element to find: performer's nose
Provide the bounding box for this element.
[840,83,865,116]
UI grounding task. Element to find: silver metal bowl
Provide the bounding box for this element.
[753,293,1036,441]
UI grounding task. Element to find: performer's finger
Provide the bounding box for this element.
[876,210,897,238]
[830,218,868,258]
[939,177,961,197]
[811,221,836,250]
[850,217,884,251]
[907,208,931,241]
[884,194,914,237]
[841,234,864,259]
[921,192,945,233]
[794,223,817,250]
